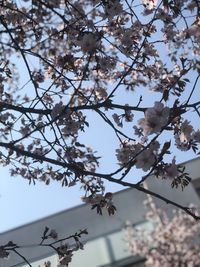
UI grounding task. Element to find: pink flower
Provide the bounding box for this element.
[135,149,156,171]
[165,157,179,179]
[142,0,157,10]
[139,102,170,136]
[51,102,65,120]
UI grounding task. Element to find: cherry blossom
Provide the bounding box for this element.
[51,102,66,120]
[125,199,200,267]
[164,157,179,180]
[138,102,170,136]
[135,148,156,172]
[0,0,200,265]
[142,0,157,10]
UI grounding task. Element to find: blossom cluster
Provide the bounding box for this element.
[125,199,200,267]
[0,0,200,265]
[138,102,170,136]
[0,0,199,211]
[81,192,116,215]
[116,140,158,172]
[175,120,200,151]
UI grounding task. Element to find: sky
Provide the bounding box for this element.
[0,1,200,233]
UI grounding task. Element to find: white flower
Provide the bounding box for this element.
[81,194,103,204]
[49,229,58,240]
[51,102,65,120]
[133,125,143,137]
[138,117,159,136]
[112,113,122,127]
[57,253,73,267]
[144,43,159,57]
[20,125,30,136]
[78,33,100,53]
[174,120,194,151]
[95,88,108,100]
[135,149,156,172]
[116,142,142,166]
[125,105,134,122]
[61,120,80,136]
[139,102,170,136]
[187,24,200,40]
[142,0,157,10]
[175,134,190,151]
[165,157,179,179]
[99,57,116,72]
[149,141,160,153]
[179,120,193,142]
[105,0,123,18]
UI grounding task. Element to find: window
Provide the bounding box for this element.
[195,186,200,198]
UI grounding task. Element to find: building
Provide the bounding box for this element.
[1,157,200,267]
